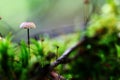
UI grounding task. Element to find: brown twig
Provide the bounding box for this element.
[30,2,97,79]
[49,0,96,69]
[49,37,85,69]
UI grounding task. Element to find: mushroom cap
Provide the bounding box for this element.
[20,22,36,29]
[84,0,89,4]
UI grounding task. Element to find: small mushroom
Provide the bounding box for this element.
[0,16,2,20]
[0,33,4,40]
[20,22,36,53]
[0,18,2,40]
[0,33,3,40]
[84,0,89,4]
[0,37,2,40]
[20,22,36,29]
[54,45,59,59]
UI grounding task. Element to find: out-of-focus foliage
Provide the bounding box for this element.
[0,0,120,80]
[62,0,120,79]
[0,32,79,80]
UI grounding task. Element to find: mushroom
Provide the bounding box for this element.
[20,22,36,52]
[0,16,2,20]
[0,33,3,40]
[84,0,89,4]
[0,37,2,40]
[0,17,2,40]
[20,22,36,29]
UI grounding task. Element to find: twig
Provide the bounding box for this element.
[49,0,96,69]
[31,2,97,79]
[49,37,85,69]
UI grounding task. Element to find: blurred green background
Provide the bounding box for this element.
[0,0,105,42]
[0,0,120,80]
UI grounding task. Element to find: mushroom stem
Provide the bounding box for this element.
[27,29,30,53]
[56,46,59,59]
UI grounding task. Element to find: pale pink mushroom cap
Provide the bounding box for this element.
[20,22,36,29]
